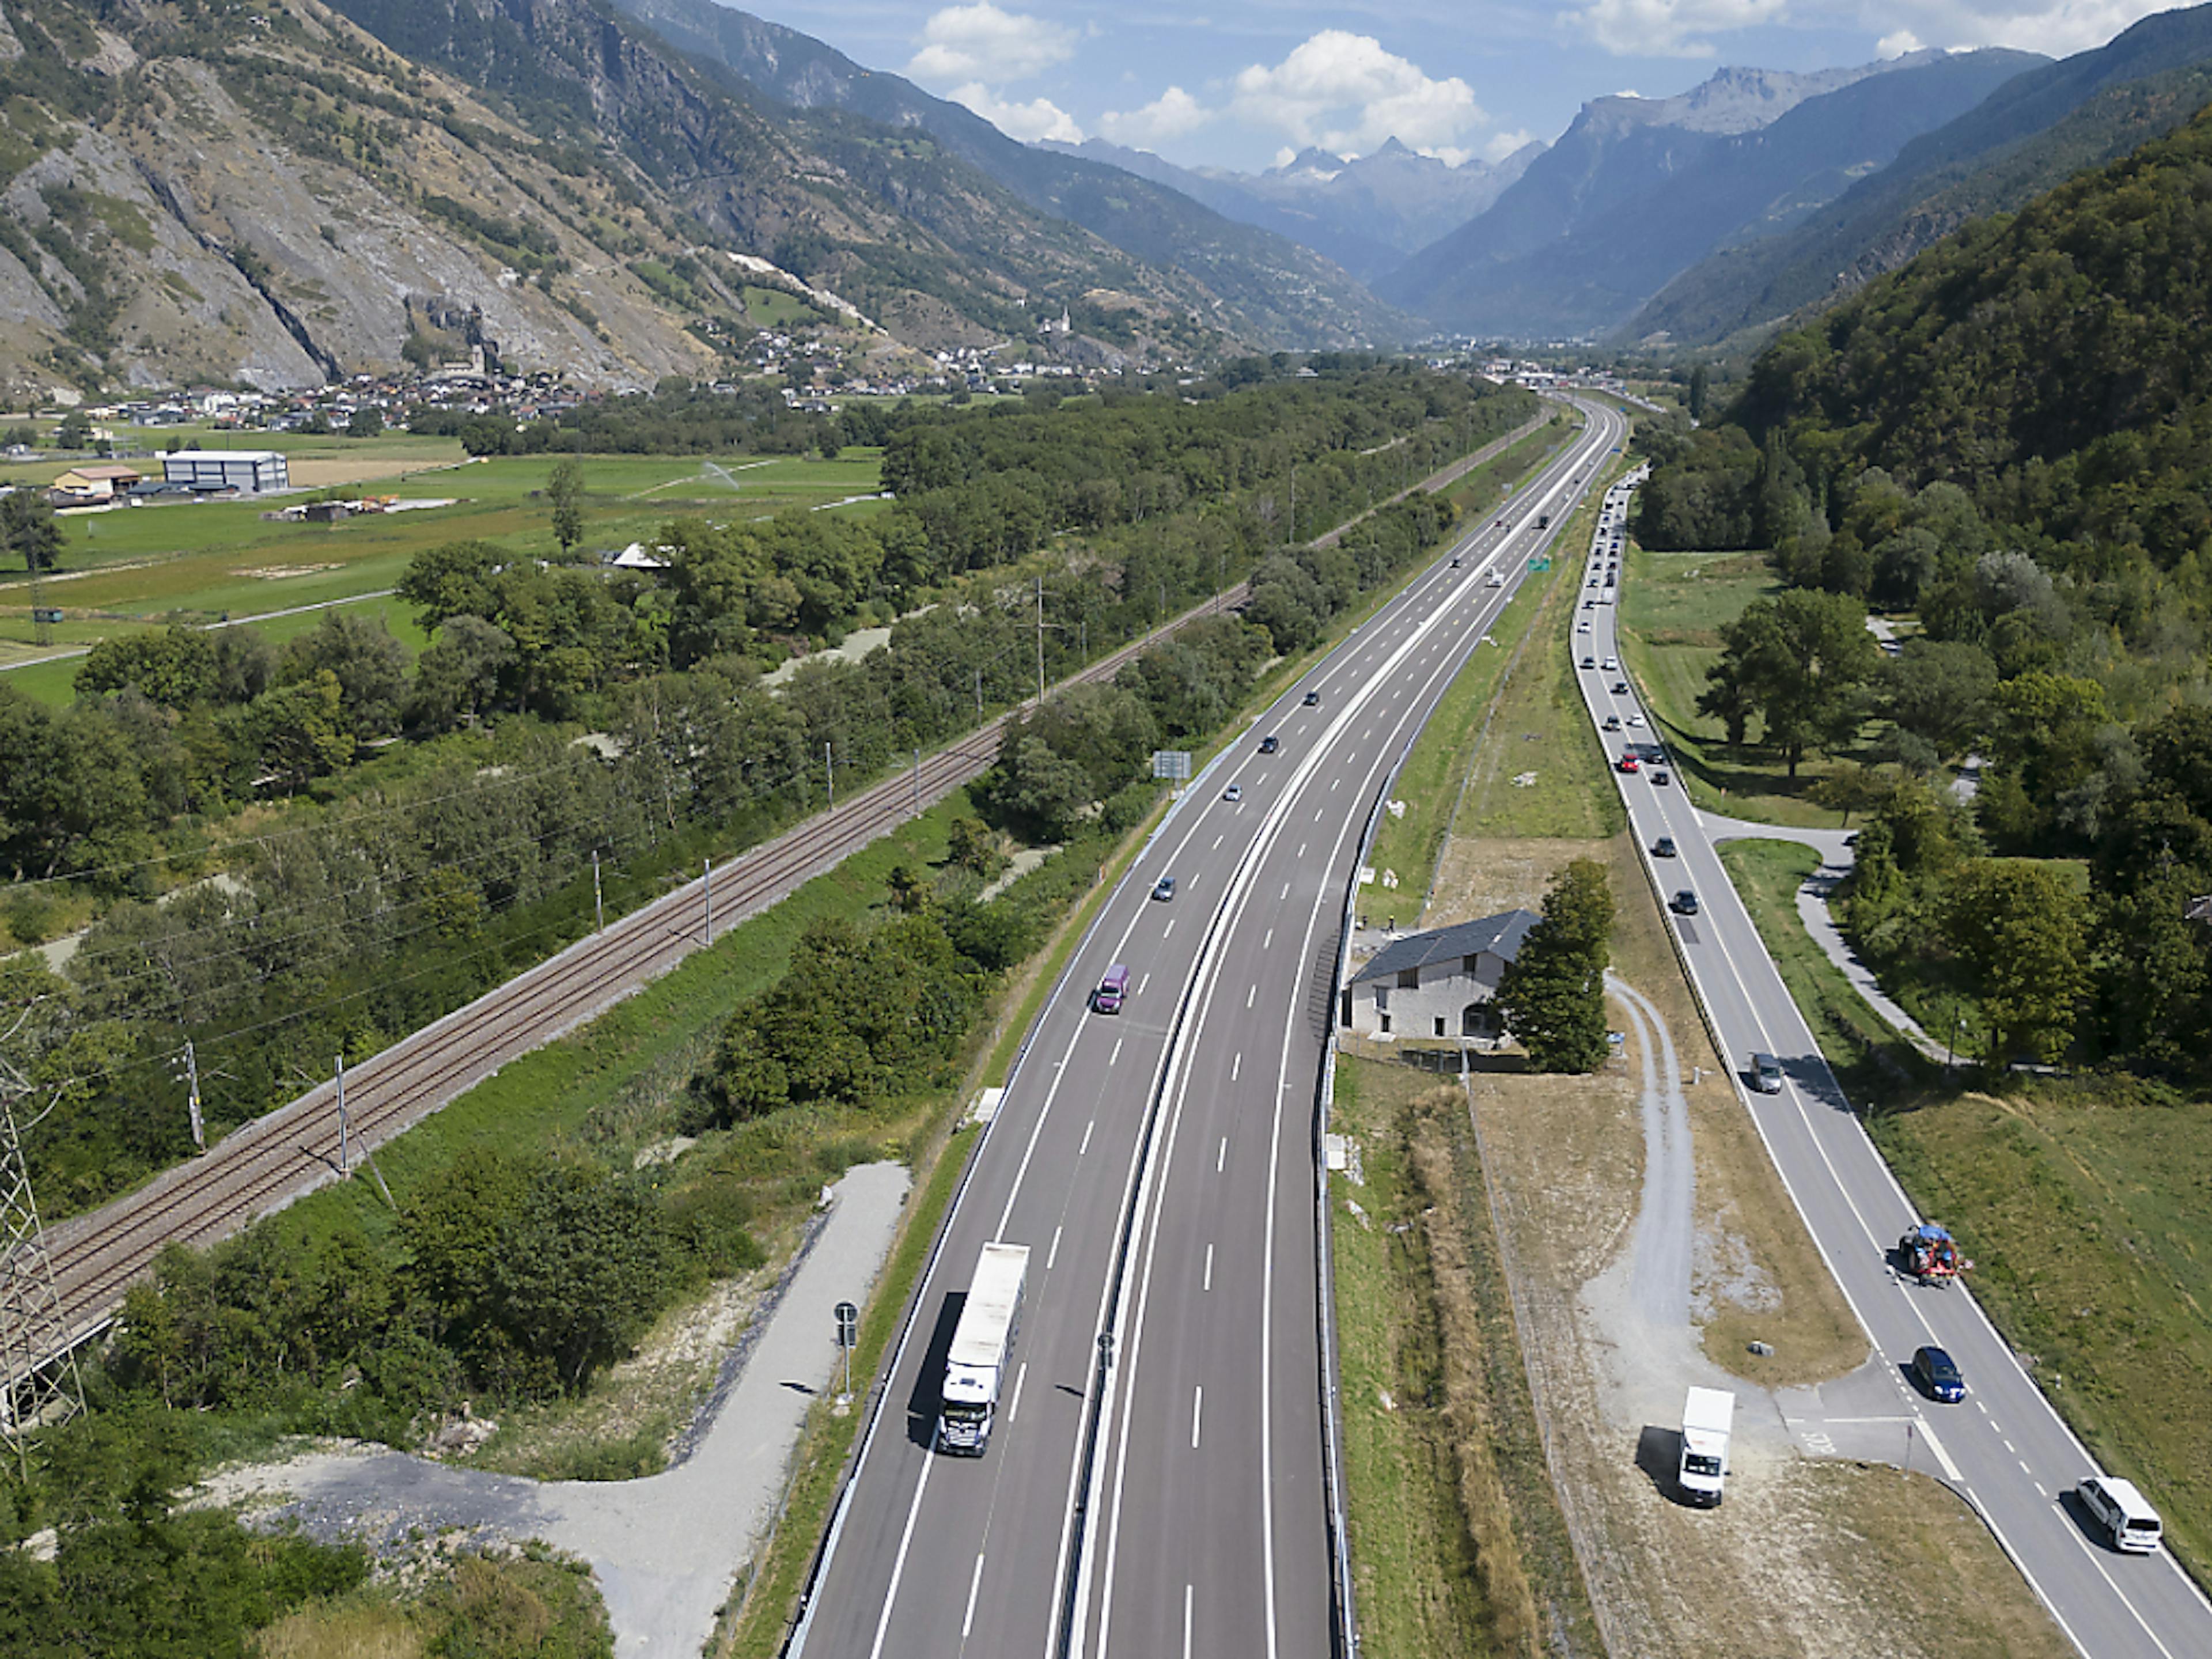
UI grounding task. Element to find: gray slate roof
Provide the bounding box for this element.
[1350,908,1540,985]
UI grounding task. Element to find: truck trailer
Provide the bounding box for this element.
[938,1241,1030,1455]
[1678,1387,1734,1506]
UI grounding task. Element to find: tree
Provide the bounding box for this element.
[1686,362,1709,423]
[946,815,1001,877]
[56,411,90,450]
[279,612,410,738]
[1944,860,2089,1066]
[1494,858,1615,1072]
[1701,588,1879,776]
[547,456,586,556]
[345,406,384,438]
[0,488,64,573]
[1878,639,1995,757]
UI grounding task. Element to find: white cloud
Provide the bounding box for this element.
[1100,85,1214,145]
[1568,0,2192,60]
[907,3,1075,88]
[949,83,1085,142]
[1228,31,1486,158]
[1483,127,1537,162]
[1856,1,2191,58]
[1567,0,1790,58]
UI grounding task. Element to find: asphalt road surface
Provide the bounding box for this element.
[791,401,1630,1659]
[1577,472,2212,1659]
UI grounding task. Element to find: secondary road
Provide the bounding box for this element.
[1579,469,2212,1659]
[790,399,1629,1658]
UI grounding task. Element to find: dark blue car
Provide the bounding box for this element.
[1911,1344,1965,1403]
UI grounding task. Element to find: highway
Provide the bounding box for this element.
[1578,472,2212,1659]
[790,397,1629,1658]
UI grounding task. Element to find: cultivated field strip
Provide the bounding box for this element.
[22,592,1249,1381]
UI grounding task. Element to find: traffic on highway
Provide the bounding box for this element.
[1577,467,2212,1659]
[790,401,1629,1659]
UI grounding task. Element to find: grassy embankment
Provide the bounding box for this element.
[1718,839,2212,1586]
[0,443,889,689]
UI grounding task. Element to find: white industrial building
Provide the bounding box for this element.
[161,449,290,494]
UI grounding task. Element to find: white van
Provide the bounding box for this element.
[2078,1475,2162,1553]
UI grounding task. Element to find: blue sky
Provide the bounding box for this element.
[729,0,2196,172]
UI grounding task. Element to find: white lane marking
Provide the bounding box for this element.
[1010,1361,1029,1423]
[1191,1387,1203,1449]
[1281,882,1291,901]
[963,1552,986,1640]
[1247,984,1257,1009]
[1080,1120,1095,1156]
[1048,1225,1063,1270]
[1332,777,1341,790]
[865,1438,936,1659]
[1212,834,1224,850]
[1183,1585,1194,1659]
[1139,972,1150,995]
[1232,1052,1242,1082]
[1263,927,1274,949]
[1298,842,1307,858]
[1163,920,1175,939]
[1315,806,1325,821]
[1204,1243,1214,1290]
[1217,1137,1228,1172]
[1110,1037,1123,1066]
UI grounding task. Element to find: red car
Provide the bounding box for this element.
[1617,753,1641,774]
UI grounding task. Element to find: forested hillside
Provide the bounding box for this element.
[1630,99,2212,1075]
[2,364,1531,1214]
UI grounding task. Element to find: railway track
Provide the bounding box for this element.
[20,589,1251,1382]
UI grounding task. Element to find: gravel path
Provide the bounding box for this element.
[198,1161,912,1658]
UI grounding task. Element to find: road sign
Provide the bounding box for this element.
[1151,750,1191,782]
[835,1301,859,1348]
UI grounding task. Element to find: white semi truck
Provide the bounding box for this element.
[1679,1387,1734,1506]
[938,1241,1030,1455]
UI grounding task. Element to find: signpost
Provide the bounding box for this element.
[834,1300,859,1402]
[1150,751,1191,791]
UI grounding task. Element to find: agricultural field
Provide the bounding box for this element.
[0,443,887,695]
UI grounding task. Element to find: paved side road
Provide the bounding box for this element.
[197,1161,911,1658]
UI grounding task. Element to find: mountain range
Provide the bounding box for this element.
[1374,51,2046,339]
[1042,137,1543,284]
[0,0,1395,398]
[1627,3,2212,347]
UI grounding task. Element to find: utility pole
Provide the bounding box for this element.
[182,1039,204,1151]
[592,849,604,933]
[0,1037,85,1469]
[825,743,835,810]
[331,1053,352,1175]
[911,749,921,816]
[703,857,714,944]
[974,666,983,722]
[1035,574,1046,704]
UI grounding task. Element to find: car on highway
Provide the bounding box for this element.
[1626,713,1645,726]
[1092,964,1130,1014]
[1910,1344,1966,1403]
[1671,889,1699,915]
[1485,571,1504,588]
[1259,734,1279,753]
[1603,714,1622,731]
[1581,655,1597,669]
[1601,657,1618,671]
[1616,753,1641,774]
[1152,876,1177,902]
[1653,836,1677,858]
[1750,1052,1783,1093]
[1223,784,1241,803]
[1578,621,1592,634]
[2078,1475,2164,1554]
[1450,556,1462,567]
[1584,598,1596,609]
[1611,680,1629,695]
[1653,768,1672,786]
[1588,578,1600,588]
[1302,690,1320,706]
